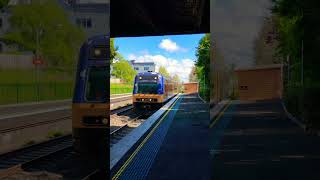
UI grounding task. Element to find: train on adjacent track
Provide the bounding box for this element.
[132,72,179,109]
[72,35,109,162]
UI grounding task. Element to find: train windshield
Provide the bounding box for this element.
[137,82,158,94]
[85,66,108,102]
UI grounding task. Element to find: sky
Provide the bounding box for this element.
[114,34,205,82]
[211,0,272,68]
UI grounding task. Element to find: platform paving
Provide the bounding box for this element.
[210,100,320,180]
[111,93,210,180]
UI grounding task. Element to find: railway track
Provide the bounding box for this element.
[0,116,71,134]
[110,109,157,147]
[0,104,159,178]
[0,135,73,171]
[0,104,134,179]
[0,137,103,179]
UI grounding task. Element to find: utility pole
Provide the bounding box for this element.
[301,40,304,86]
[36,28,40,101]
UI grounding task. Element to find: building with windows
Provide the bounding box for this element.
[129,60,156,73]
[0,0,109,53]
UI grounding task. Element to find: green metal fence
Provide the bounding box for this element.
[0,82,73,104]
[110,83,133,95]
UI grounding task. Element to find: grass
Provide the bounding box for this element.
[0,70,74,83]
[0,70,134,104]
[0,70,74,104]
[47,131,63,139]
[110,83,133,95]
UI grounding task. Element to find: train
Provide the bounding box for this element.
[72,35,109,160]
[133,72,179,109]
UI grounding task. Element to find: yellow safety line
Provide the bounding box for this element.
[209,101,231,129]
[112,95,181,180]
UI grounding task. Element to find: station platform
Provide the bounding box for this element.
[210,100,320,180]
[111,93,210,180]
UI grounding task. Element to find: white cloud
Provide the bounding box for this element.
[131,54,194,82]
[128,54,136,60]
[158,39,187,53]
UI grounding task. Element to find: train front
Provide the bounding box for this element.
[133,72,164,109]
[72,35,109,157]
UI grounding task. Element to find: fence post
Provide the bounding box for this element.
[54,81,56,98]
[16,84,19,103]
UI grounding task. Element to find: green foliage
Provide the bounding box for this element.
[272,0,303,84]
[158,66,170,78]
[110,38,119,64]
[274,0,320,129]
[0,0,9,9]
[110,83,133,94]
[195,34,210,85]
[47,131,63,139]
[172,74,180,83]
[189,66,197,82]
[195,34,210,101]
[1,0,85,67]
[112,56,137,83]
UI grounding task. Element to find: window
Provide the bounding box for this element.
[135,67,139,70]
[85,66,108,102]
[0,18,3,28]
[240,86,248,90]
[76,18,92,29]
[137,83,158,94]
[87,19,92,28]
[144,67,149,71]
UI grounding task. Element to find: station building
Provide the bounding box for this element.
[235,64,283,101]
[129,60,156,73]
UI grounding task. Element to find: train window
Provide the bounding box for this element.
[89,46,107,60]
[85,66,108,102]
[137,83,158,94]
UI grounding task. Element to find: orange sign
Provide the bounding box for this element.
[33,58,44,65]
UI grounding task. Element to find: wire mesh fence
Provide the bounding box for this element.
[0,66,75,105]
[0,82,73,104]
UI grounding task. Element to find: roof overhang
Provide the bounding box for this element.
[110,0,209,37]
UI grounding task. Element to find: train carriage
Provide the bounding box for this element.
[133,72,178,109]
[72,35,109,157]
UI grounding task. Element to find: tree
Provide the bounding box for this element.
[1,0,85,67]
[0,0,9,9]
[254,16,279,65]
[110,38,119,64]
[195,34,210,85]
[189,66,197,82]
[195,34,210,101]
[158,66,170,78]
[172,74,180,83]
[112,56,137,83]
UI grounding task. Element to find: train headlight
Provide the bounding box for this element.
[154,77,158,80]
[94,49,102,56]
[102,118,108,125]
[139,77,142,80]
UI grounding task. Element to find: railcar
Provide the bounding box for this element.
[133,72,178,109]
[72,35,109,157]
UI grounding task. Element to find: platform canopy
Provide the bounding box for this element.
[110,0,209,37]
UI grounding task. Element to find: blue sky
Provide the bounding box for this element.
[114,34,205,82]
